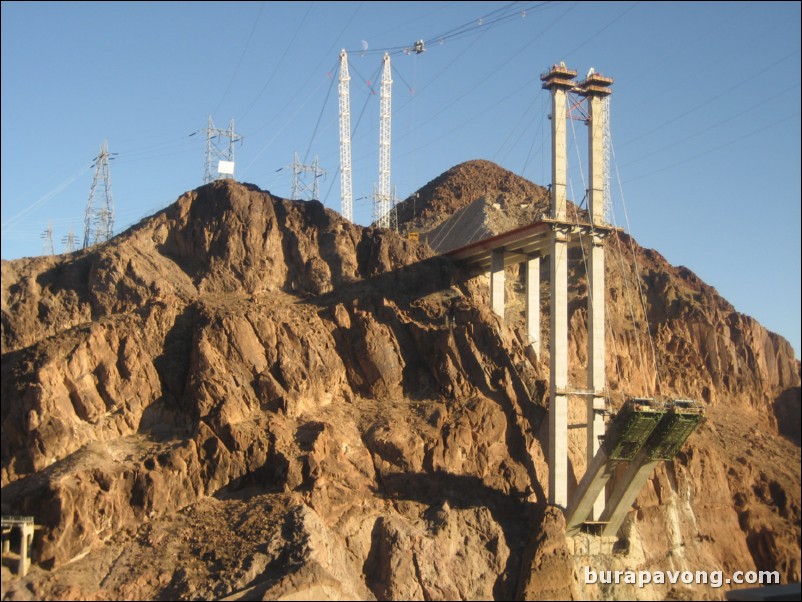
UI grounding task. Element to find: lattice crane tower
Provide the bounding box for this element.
[83,140,115,249]
[374,52,393,228]
[338,49,353,221]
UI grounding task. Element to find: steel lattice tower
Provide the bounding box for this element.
[374,52,393,228]
[83,141,115,249]
[338,49,353,221]
[41,222,54,256]
[202,116,242,184]
[62,226,77,253]
[289,151,325,200]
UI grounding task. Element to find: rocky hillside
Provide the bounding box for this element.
[1,163,799,600]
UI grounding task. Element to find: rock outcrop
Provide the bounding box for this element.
[1,162,798,600]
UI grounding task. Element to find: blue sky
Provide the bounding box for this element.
[2,1,800,357]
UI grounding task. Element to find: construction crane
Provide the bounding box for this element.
[338,49,353,221]
[374,52,393,228]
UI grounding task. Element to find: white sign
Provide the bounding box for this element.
[217,160,235,175]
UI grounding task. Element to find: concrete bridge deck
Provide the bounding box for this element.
[445,217,616,270]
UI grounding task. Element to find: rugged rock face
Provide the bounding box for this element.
[1,163,799,601]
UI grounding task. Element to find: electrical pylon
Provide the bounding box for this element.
[373,52,392,228]
[41,222,54,256]
[62,226,77,253]
[338,49,353,221]
[289,152,325,200]
[83,140,116,249]
[202,116,242,184]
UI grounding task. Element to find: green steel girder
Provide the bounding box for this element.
[604,400,666,461]
[644,409,704,460]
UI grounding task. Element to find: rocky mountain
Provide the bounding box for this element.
[1,161,799,600]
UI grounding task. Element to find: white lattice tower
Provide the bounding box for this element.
[338,49,353,221]
[375,52,393,228]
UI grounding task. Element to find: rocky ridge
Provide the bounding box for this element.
[1,161,799,600]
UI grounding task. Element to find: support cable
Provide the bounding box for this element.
[611,140,664,398]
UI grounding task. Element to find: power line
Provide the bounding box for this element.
[622,110,801,185]
[1,164,92,234]
[618,83,800,171]
[617,48,800,150]
[211,1,267,118]
[239,1,315,122]
[241,1,364,140]
[303,58,339,164]
[346,1,557,56]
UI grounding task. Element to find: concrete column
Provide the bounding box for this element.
[541,64,576,510]
[540,64,575,221]
[587,93,605,225]
[550,87,568,221]
[600,450,659,538]
[18,523,33,577]
[549,231,569,508]
[587,235,606,519]
[490,248,505,318]
[584,78,611,520]
[525,255,540,356]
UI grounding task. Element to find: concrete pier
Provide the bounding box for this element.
[580,70,613,520]
[490,248,505,318]
[525,255,540,356]
[542,63,577,508]
[1,516,35,577]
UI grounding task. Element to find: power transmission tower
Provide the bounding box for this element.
[62,226,77,253]
[289,151,325,200]
[83,140,116,249]
[373,52,393,228]
[41,222,54,256]
[338,49,353,221]
[202,116,242,184]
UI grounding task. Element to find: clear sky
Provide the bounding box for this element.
[2,1,800,357]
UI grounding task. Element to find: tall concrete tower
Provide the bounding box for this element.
[541,63,577,508]
[578,70,613,519]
